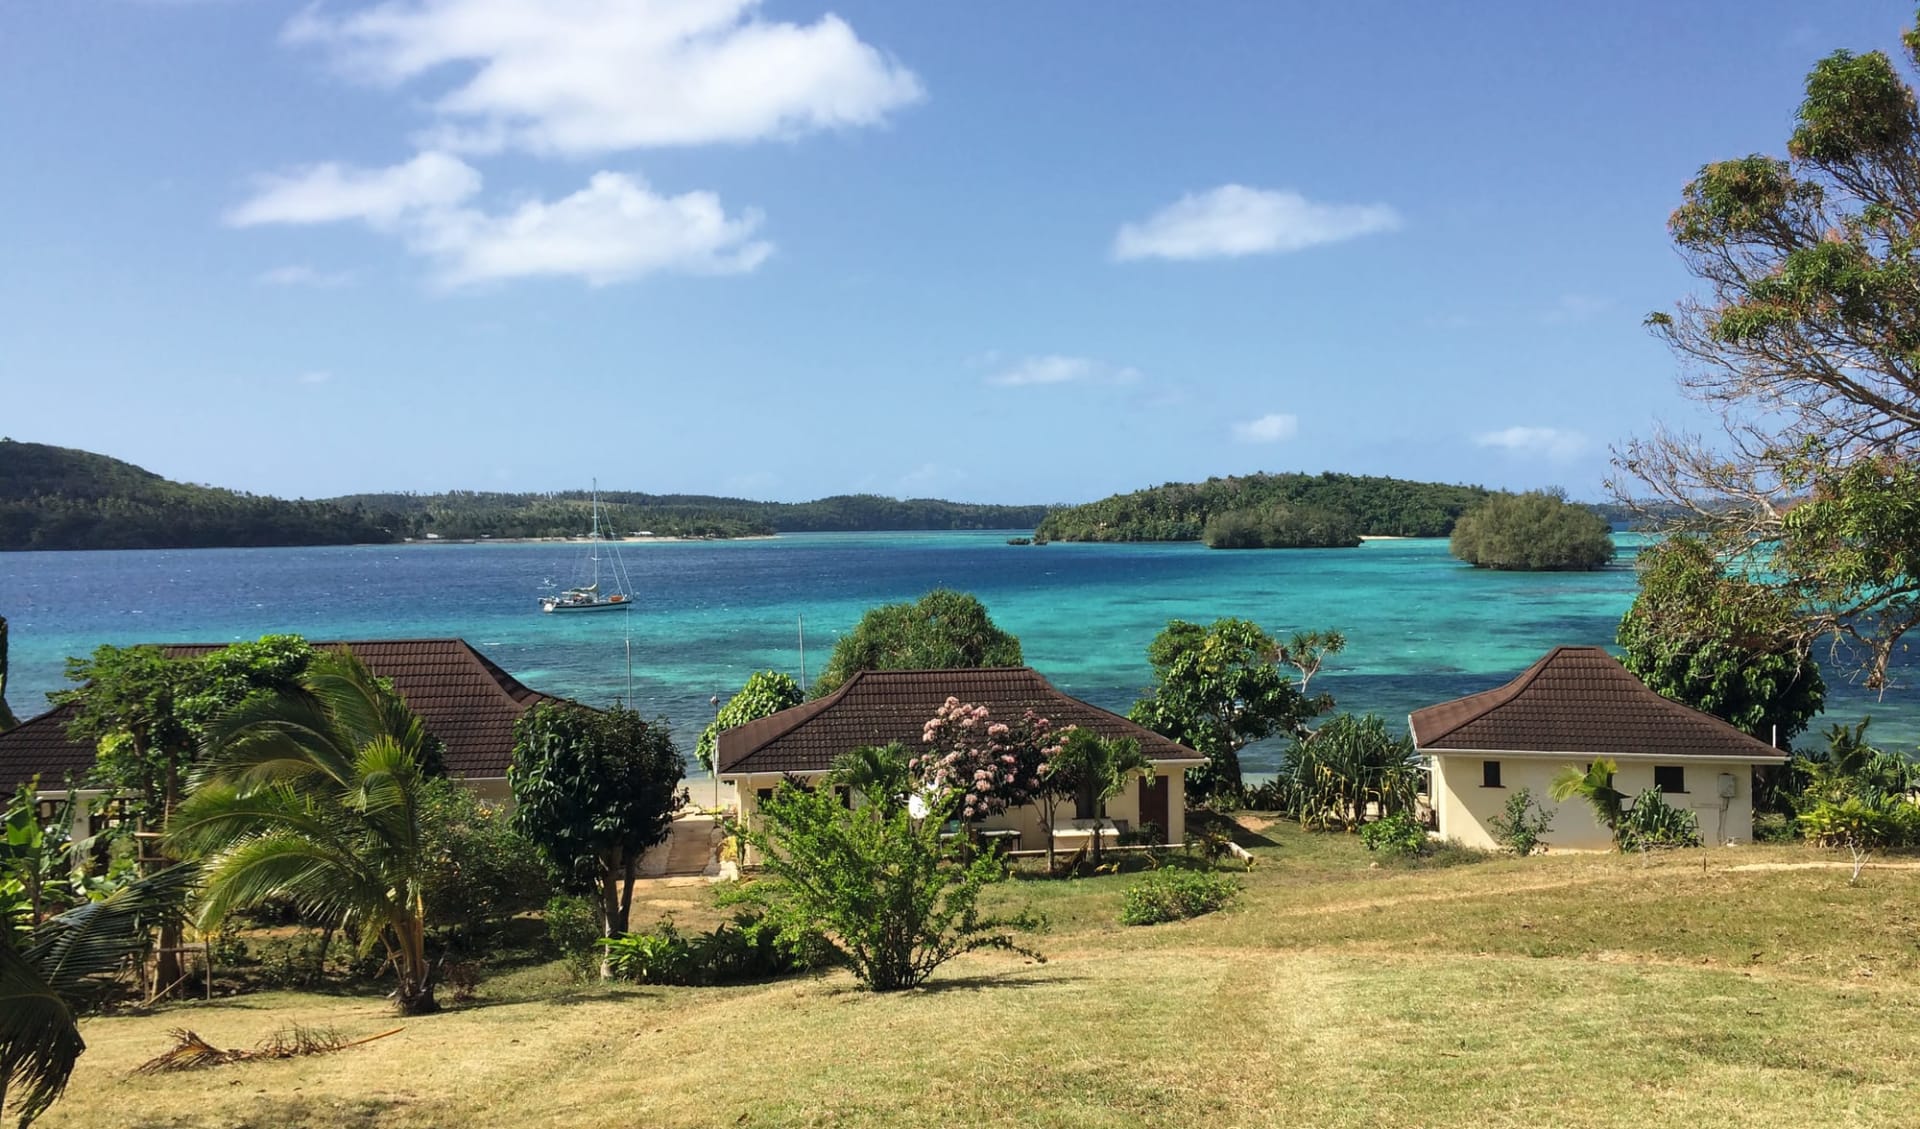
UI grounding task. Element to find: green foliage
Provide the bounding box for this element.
[734,777,1042,992]
[509,702,686,945]
[1201,504,1361,549]
[1272,714,1421,831]
[599,908,823,986]
[696,670,803,772]
[542,894,602,984]
[0,615,19,733]
[1118,868,1239,926]
[1794,718,1920,848]
[1129,618,1339,803]
[1550,759,1627,837]
[1043,729,1152,867]
[1618,536,1825,746]
[1448,490,1615,571]
[1629,12,1920,689]
[1359,811,1427,858]
[811,590,1023,697]
[1486,788,1556,856]
[1617,791,1703,851]
[1798,797,1920,849]
[1034,471,1491,543]
[165,650,444,1014]
[417,780,551,944]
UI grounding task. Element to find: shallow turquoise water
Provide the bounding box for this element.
[3,532,1911,767]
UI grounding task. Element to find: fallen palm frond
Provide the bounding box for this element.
[134,1024,401,1074]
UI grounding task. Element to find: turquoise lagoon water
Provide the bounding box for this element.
[3,532,1913,767]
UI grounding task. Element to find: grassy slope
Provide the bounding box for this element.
[42,826,1920,1129]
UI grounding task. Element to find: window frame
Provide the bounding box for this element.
[1481,760,1502,789]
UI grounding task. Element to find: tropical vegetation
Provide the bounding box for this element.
[1034,471,1491,543]
[1200,503,1362,549]
[1448,490,1615,571]
[809,589,1023,696]
[694,670,802,773]
[1260,713,1422,830]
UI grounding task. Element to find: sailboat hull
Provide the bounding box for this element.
[540,598,631,614]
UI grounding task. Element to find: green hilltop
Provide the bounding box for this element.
[1033,471,1494,544]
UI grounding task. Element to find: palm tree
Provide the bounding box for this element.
[165,650,442,1015]
[1050,730,1152,867]
[2,866,193,1126]
[1549,758,1627,840]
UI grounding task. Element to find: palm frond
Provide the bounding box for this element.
[193,836,385,932]
[21,866,195,1003]
[0,932,83,1128]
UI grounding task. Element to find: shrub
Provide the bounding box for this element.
[419,779,553,944]
[1798,797,1920,849]
[1119,869,1239,926]
[1276,714,1422,830]
[1359,811,1427,858]
[735,779,1042,992]
[1487,788,1555,856]
[544,893,602,983]
[601,909,825,986]
[1617,790,1703,851]
[1449,489,1614,571]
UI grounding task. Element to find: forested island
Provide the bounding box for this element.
[1034,472,1492,545]
[0,440,1054,551]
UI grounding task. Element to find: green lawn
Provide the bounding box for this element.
[36,823,1920,1128]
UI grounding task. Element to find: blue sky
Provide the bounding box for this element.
[0,1,1907,504]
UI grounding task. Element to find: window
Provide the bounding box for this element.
[1074,778,1097,820]
[755,788,774,804]
[1482,760,1502,788]
[1654,765,1686,794]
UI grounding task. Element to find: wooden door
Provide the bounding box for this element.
[1138,774,1170,842]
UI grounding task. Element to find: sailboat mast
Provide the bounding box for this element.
[589,477,601,589]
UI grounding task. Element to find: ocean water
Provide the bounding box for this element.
[3,532,1913,768]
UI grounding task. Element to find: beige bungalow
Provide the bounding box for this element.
[1409,646,1788,851]
[716,667,1203,862]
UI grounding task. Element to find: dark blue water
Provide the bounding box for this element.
[4,532,1912,767]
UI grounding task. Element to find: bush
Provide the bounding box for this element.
[601,908,825,986]
[1487,788,1555,856]
[544,893,602,983]
[1798,797,1920,849]
[1276,714,1422,830]
[1359,811,1427,858]
[1617,790,1703,851]
[1449,490,1614,571]
[1119,869,1239,926]
[419,779,553,943]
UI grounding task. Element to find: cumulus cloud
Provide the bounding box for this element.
[284,0,924,156]
[226,151,482,228]
[229,157,769,286]
[1231,413,1300,443]
[986,355,1142,388]
[1474,426,1590,461]
[1113,185,1400,262]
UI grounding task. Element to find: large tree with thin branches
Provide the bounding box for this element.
[1616,12,1920,688]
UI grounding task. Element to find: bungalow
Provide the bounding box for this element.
[715,666,1204,861]
[0,638,564,840]
[1409,645,1788,850]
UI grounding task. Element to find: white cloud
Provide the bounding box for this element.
[986,355,1141,388]
[296,370,333,385]
[230,158,769,287]
[226,151,481,228]
[1474,426,1590,461]
[1113,185,1400,262]
[285,0,924,156]
[1231,413,1300,443]
[257,265,354,287]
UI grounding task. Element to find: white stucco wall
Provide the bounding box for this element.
[1430,754,1761,851]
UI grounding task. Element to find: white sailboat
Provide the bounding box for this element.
[540,483,635,614]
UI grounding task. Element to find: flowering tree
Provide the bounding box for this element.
[910,698,1063,824]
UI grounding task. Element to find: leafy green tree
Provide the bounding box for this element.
[1619,12,1920,688]
[417,779,551,945]
[1486,788,1555,856]
[695,670,802,772]
[811,590,1023,697]
[1045,729,1151,866]
[1448,490,1615,571]
[1617,536,1825,747]
[1,866,193,1127]
[1202,504,1361,549]
[735,771,1041,992]
[167,650,444,1014]
[1549,759,1628,841]
[1128,618,1339,802]
[0,616,19,733]
[509,703,685,951]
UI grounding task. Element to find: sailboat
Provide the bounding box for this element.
[540,483,635,614]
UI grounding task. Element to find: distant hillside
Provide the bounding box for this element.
[330,491,1051,539]
[1034,472,1494,544]
[0,440,1056,551]
[0,439,396,551]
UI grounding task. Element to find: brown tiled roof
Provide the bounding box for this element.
[1408,646,1786,761]
[0,639,563,788]
[716,667,1203,776]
